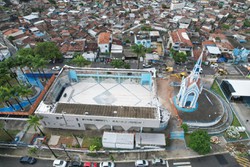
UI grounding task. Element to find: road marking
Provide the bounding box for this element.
[234,156,250,167]
[166,160,169,167]
[173,162,191,165]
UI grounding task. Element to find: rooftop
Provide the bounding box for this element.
[55,103,156,119]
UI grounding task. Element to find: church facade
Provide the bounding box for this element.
[176,53,203,108]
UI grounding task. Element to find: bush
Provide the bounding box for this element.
[181,123,188,134]
[188,130,211,154]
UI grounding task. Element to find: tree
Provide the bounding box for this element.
[181,123,188,134]
[7,36,15,44]
[3,58,20,85]
[28,147,38,157]
[33,42,62,62]
[110,59,125,68]
[222,24,230,30]
[17,48,34,57]
[15,85,33,105]
[9,86,24,111]
[173,52,187,63]
[0,86,15,110]
[188,130,211,154]
[32,55,48,81]
[131,44,146,69]
[27,115,45,136]
[243,19,250,27]
[71,55,91,67]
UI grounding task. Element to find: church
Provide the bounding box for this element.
[176,54,203,109]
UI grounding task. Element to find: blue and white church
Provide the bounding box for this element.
[176,53,203,111]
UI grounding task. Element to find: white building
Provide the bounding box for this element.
[0,43,11,61]
[98,32,112,53]
[35,67,170,132]
[170,0,186,10]
[176,53,203,108]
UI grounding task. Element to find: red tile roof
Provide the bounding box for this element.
[202,40,216,46]
[170,29,193,47]
[98,32,111,44]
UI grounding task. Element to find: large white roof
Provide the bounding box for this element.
[225,79,250,97]
[207,46,221,55]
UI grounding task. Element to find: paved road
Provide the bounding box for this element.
[0,153,240,167]
[0,156,53,167]
[168,153,239,167]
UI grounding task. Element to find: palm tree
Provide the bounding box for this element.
[71,55,91,67]
[131,44,146,69]
[0,73,12,87]
[27,115,45,136]
[32,55,48,81]
[16,85,33,105]
[0,86,15,110]
[3,57,20,85]
[9,86,24,111]
[27,115,58,158]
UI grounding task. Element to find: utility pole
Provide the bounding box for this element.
[3,128,14,141]
[61,143,71,160]
[45,142,58,158]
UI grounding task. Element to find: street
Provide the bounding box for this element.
[0,153,240,167]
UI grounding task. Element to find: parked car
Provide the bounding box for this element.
[68,156,82,167]
[53,159,67,167]
[135,160,149,167]
[83,162,98,167]
[210,63,218,68]
[100,161,115,167]
[52,66,61,71]
[143,63,152,68]
[68,161,82,167]
[19,156,37,164]
[151,158,166,166]
[235,126,246,132]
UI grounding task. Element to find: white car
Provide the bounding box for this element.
[152,158,166,166]
[100,161,115,167]
[235,126,246,132]
[53,160,67,167]
[210,63,218,68]
[135,160,149,167]
[52,66,61,71]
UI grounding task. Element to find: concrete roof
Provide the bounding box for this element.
[207,46,221,54]
[55,103,156,119]
[224,79,250,97]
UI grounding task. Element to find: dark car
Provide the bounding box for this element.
[19,156,37,164]
[67,156,82,167]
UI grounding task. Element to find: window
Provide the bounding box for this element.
[78,123,81,127]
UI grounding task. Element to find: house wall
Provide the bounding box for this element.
[134,37,151,48]
[98,43,110,53]
[37,112,161,131]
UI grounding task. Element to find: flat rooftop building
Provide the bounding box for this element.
[35,66,170,132]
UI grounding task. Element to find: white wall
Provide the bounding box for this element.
[98,43,109,53]
[38,111,160,131]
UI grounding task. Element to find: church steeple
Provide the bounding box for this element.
[176,50,204,109]
[190,49,203,82]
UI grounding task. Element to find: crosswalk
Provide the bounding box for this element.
[234,156,250,167]
[171,161,192,167]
